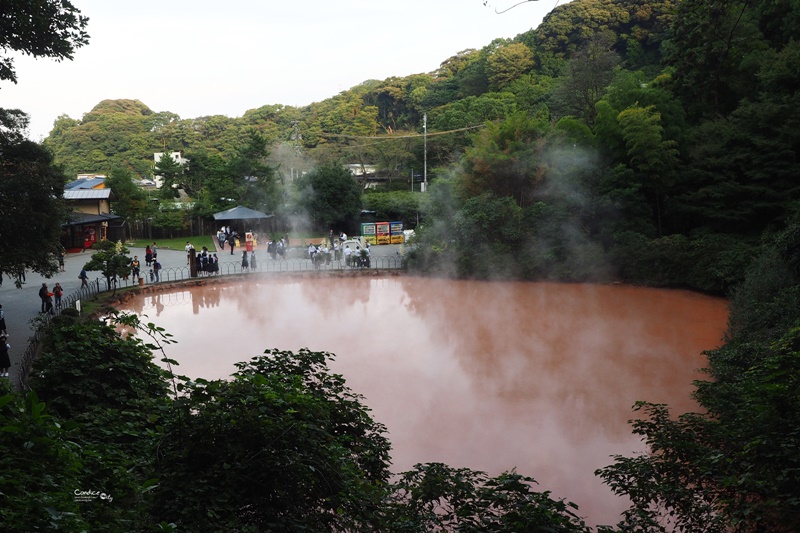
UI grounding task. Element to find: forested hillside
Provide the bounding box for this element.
[44,0,798,293]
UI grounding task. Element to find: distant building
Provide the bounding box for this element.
[66,176,107,190]
[75,173,107,180]
[61,187,124,251]
[345,163,377,176]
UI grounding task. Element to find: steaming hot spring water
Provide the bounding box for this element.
[119,276,728,526]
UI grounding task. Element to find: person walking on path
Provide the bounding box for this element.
[79,268,89,288]
[0,335,10,377]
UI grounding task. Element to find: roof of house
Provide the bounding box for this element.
[213,205,273,221]
[63,211,122,227]
[65,178,107,190]
[64,189,115,201]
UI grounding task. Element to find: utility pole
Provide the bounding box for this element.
[423,113,427,192]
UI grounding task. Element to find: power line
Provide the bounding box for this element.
[318,124,485,141]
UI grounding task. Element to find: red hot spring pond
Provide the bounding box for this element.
[120,276,728,527]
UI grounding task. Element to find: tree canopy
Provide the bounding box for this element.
[0,0,89,84]
[0,0,88,279]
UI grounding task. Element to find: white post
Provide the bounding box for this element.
[423,113,427,192]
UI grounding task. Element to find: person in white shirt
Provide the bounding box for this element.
[185,241,194,264]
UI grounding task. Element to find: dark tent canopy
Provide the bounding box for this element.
[213,206,273,221]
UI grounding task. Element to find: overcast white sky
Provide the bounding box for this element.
[3,0,570,141]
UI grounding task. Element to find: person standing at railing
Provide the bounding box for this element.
[185,241,194,264]
[153,260,162,282]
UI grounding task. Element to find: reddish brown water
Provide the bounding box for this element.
[121,277,728,527]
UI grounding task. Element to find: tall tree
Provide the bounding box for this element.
[227,131,278,211]
[153,152,184,198]
[549,31,620,125]
[0,0,88,279]
[460,111,549,206]
[665,0,763,121]
[486,43,535,91]
[617,104,679,235]
[292,164,362,233]
[0,119,68,280]
[105,166,152,231]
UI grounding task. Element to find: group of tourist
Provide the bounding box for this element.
[217,226,247,256]
[195,246,221,275]
[37,282,65,315]
[143,242,163,281]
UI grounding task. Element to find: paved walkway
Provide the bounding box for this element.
[0,242,403,384]
[0,246,188,384]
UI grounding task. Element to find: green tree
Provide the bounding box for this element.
[598,214,800,531]
[227,131,278,211]
[617,104,679,235]
[486,42,535,91]
[0,0,89,84]
[292,164,362,233]
[665,0,763,121]
[154,152,184,198]
[0,387,88,531]
[152,349,391,531]
[82,240,132,294]
[183,149,237,217]
[383,463,593,532]
[28,314,173,530]
[106,165,152,235]
[549,31,620,125]
[0,121,68,282]
[460,110,549,206]
[362,190,422,227]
